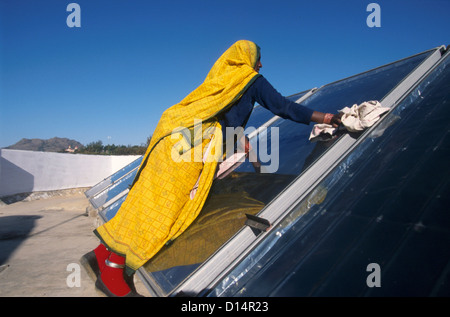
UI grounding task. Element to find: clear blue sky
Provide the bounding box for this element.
[1,0,449,148]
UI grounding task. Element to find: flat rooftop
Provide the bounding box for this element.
[0,190,150,297]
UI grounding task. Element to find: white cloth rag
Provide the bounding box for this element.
[309,100,390,141]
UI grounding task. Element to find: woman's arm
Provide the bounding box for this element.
[253,76,341,127]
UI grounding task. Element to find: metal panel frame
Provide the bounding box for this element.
[164,46,445,297]
[85,156,142,199]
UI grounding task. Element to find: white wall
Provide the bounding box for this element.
[0,149,141,197]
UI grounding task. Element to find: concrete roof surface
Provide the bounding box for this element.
[0,191,150,297]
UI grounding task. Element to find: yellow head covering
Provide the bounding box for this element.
[141,40,261,164]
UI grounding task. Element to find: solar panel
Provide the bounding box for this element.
[174,46,445,297]
[210,48,450,297]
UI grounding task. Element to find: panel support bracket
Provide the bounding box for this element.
[245,214,271,235]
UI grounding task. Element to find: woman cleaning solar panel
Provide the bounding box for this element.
[80,40,342,297]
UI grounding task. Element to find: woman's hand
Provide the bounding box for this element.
[312,111,342,128]
[328,113,343,128]
[241,136,261,173]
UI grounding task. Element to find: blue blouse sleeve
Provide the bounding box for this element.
[252,76,314,125]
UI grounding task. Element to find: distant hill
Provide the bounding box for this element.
[4,137,84,153]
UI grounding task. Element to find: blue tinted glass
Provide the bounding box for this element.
[237,51,431,175]
[215,52,450,297]
[103,195,127,220]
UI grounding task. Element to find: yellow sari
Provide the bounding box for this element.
[94,40,262,273]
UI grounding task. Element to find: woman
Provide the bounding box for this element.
[81,40,341,297]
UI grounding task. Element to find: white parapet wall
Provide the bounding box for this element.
[0,149,141,198]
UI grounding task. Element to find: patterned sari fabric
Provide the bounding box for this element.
[94,40,262,273]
